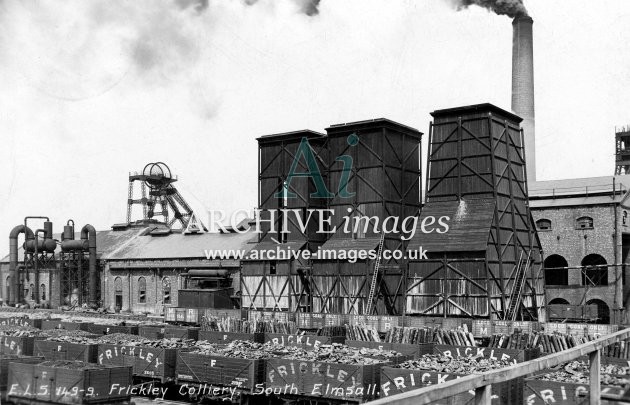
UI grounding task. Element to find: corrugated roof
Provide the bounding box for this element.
[408,199,495,252]
[103,230,257,260]
[317,237,381,255]
[0,228,146,263]
[529,175,630,198]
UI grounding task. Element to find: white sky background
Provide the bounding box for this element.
[0,0,629,256]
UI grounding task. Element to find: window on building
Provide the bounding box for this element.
[586,299,610,324]
[41,284,46,301]
[544,254,569,285]
[536,219,552,231]
[30,284,34,301]
[548,298,570,305]
[270,261,277,275]
[576,216,594,229]
[5,276,9,301]
[114,277,123,310]
[162,277,171,305]
[138,277,146,303]
[581,254,608,286]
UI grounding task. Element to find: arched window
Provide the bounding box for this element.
[5,276,9,301]
[536,219,552,231]
[581,254,607,286]
[138,277,146,303]
[114,277,123,311]
[586,299,610,324]
[548,298,570,305]
[41,284,46,301]
[114,277,123,293]
[30,284,34,301]
[162,277,171,305]
[576,216,594,229]
[544,254,569,286]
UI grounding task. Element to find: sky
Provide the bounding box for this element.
[1,0,629,257]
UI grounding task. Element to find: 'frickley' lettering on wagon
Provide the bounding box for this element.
[267,334,324,349]
[268,362,356,386]
[98,346,163,369]
[1,336,23,355]
[436,347,517,364]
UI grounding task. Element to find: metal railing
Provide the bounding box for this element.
[367,327,630,405]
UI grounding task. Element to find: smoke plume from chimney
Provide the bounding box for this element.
[451,0,528,18]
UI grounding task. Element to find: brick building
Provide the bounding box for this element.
[0,224,255,314]
[529,175,630,324]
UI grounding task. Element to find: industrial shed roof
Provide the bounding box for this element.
[529,175,630,198]
[317,237,381,256]
[0,228,145,263]
[407,199,495,253]
[103,230,257,261]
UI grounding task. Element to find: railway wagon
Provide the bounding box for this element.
[0,355,44,394]
[34,340,98,363]
[0,336,34,356]
[266,359,387,402]
[264,333,344,349]
[88,324,138,336]
[97,344,177,383]
[0,317,45,329]
[6,361,133,405]
[176,352,265,391]
[41,321,92,331]
[198,331,264,344]
[523,378,626,405]
[346,341,433,359]
[380,368,518,404]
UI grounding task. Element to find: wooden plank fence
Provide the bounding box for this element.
[366,327,630,405]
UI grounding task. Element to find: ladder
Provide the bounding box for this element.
[506,250,531,321]
[365,233,386,315]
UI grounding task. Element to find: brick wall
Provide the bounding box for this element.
[103,264,185,315]
[532,203,630,323]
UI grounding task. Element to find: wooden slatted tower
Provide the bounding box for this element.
[241,130,327,312]
[311,119,422,315]
[406,104,544,320]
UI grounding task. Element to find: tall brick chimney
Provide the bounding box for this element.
[512,16,535,183]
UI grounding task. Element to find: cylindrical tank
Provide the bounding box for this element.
[63,225,74,241]
[60,239,88,251]
[24,239,57,252]
[44,221,53,240]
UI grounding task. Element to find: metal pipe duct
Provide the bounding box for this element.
[512,16,535,183]
[9,225,33,306]
[81,224,97,307]
[33,229,46,304]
